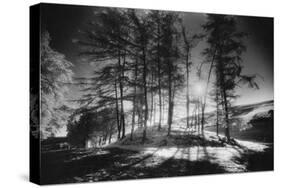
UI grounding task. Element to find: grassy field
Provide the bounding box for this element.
[41,129,273,184]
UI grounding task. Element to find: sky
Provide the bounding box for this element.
[41,3,274,111]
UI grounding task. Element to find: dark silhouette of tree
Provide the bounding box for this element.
[202,15,259,141]
[74,8,133,140]
[180,22,203,129]
[67,108,116,148]
[147,10,164,130]
[126,10,153,142]
[159,13,184,136]
[130,58,140,140]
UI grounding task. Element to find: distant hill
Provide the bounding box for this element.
[205,100,273,142]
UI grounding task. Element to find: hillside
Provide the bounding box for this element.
[205,100,273,142]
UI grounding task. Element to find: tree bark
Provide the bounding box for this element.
[201,99,205,134]
[167,61,173,136]
[218,55,230,141]
[222,87,230,141]
[182,26,190,129]
[142,47,148,143]
[186,61,190,129]
[118,52,126,139]
[157,21,162,130]
[109,123,113,144]
[216,88,220,136]
[130,59,138,140]
[149,72,154,126]
[114,79,121,139]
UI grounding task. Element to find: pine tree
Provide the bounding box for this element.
[203,15,258,141]
[74,8,132,140]
[180,23,203,129]
[160,13,183,136]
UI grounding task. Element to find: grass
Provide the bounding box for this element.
[40,100,274,184]
[41,147,228,184]
[40,130,273,185]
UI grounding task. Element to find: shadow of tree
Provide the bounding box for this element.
[147,158,226,177]
[41,148,138,184]
[40,132,272,185]
[41,145,226,185]
[232,146,273,172]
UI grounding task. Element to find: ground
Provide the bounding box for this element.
[41,127,273,185]
[40,101,273,184]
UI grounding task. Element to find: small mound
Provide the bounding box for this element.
[170,134,224,147]
[113,126,224,148]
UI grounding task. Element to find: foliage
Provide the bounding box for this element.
[202,15,259,140]
[40,31,73,138]
[67,108,117,147]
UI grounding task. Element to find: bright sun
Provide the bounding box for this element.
[193,81,206,97]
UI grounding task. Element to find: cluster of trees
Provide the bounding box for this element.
[72,8,187,144]
[65,9,259,145]
[67,108,116,148]
[201,15,259,141]
[40,31,73,139]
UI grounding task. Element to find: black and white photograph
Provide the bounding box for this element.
[30,3,273,185]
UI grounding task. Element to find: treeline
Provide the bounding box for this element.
[66,8,258,146]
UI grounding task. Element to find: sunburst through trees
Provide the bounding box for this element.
[33,4,274,185]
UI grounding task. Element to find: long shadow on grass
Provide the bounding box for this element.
[41,135,227,185]
[41,146,166,184]
[41,148,138,184]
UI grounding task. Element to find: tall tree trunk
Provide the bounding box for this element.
[114,79,121,140]
[191,106,196,131]
[162,92,165,124]
[118,52,125,139]
[201,49,217,132]
[218,55,230,141]
[158,83,162,130]
[157,22,162,130]
[99,137,102,146]
[216,88,220,136]
[150,72,154,126]
[131,106,136,140]
[167,61,173,136]
[201,98,205,135]
[103,132,108,145]
[130,59,138,140]
[197,100,201,134]
[194,105,197,132]
[109,123,113,144]
[142,48,148,143]
[182,26,190,129]
[153,96,157,125]
[186,61,190,128]
[222,87,230,141]
[137,102,142,127]
[171,84,176,126]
